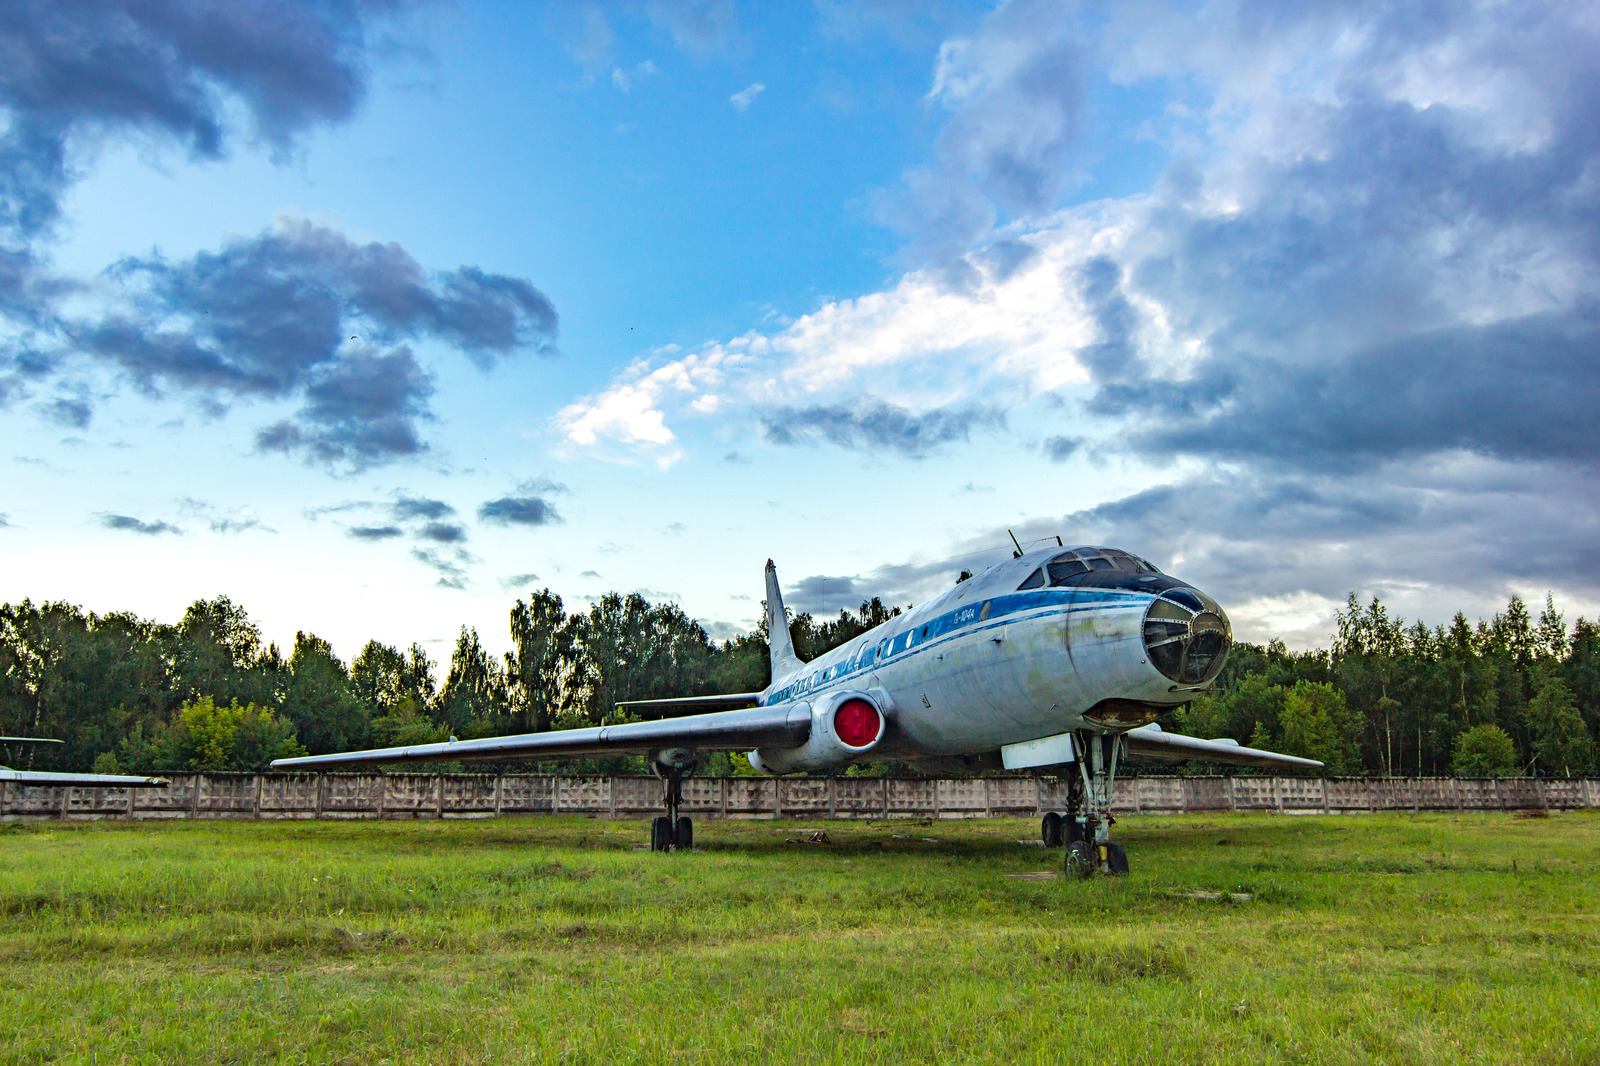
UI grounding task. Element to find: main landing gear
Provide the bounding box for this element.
[649,749,695,853]
[1038,731,1129,878]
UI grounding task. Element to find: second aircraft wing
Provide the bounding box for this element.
[271,702,810,771]
[1123,724,1324,770]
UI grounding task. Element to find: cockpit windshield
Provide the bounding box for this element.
[1017,547,1178,592]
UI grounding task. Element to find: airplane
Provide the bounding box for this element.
[273,546,1321,876]
[0,737,171,789]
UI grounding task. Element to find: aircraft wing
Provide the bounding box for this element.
[1123,724,1324,770]
[271,702,810,771]
[0,767,169,788]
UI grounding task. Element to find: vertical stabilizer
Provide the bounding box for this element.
[765,559,804,680]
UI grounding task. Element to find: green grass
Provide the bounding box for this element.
[0,811,1596,1065]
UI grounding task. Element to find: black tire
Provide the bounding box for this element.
[1041,812,1063,848]
[1105,841,1129,875]
[1065,839,1096,879]
[675,816,693,851]
[1064,818,1085,845]
[650,815,672,852]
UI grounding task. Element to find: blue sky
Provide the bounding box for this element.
[4,0,1598,661]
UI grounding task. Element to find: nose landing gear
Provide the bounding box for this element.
[1040,732,1129,877]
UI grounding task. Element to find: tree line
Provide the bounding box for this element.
[1,587,1594,777]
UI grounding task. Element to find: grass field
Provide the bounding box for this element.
[0,811,1596,1065]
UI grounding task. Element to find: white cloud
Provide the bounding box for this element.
[730,82,766,110]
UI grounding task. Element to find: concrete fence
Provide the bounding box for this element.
[3,774,1598,822]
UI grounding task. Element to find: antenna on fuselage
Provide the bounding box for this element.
[1008,530,1024,558]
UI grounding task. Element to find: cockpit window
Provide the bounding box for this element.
[1032,547,1175,592]
[1017,568,1046,590]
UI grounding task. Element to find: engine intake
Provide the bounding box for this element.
[748,691,885,774]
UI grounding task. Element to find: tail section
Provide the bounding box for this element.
[765,559,804,680]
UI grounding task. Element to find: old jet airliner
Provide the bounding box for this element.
[275,547,1320,876]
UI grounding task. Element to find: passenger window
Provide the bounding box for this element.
[1018,569,1045,590]
[980,600,991,621]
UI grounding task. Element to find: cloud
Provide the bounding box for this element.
[0,6,559,472]
[761,398,1004,457]
[411,547,472,590]
[392,495,454,521]
[730,83,765,111]
[580,569,601,579]
[72,218,556,468]
[0,0,395,247]
[348,525,404,540]
[1042,435,1081,461]
[417,521,466,544]
[878,0,1088,258]
[0,513,9,528]
[478,476,565,527]
[498,572,541,591]
[38,396,90,428]
[99,513,179,535]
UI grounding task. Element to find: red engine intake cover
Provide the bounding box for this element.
[833,698,882,748]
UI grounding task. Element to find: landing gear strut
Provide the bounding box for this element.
[1061,731,1128,877]
[649,749,696,852]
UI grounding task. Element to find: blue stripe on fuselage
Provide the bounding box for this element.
[760,587,1149,706]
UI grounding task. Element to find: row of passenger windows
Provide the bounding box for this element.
[1017,548,1161,590]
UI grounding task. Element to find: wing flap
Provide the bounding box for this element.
[1124,725,1324,770]
[613,692,763,715]
[270,702,811,771]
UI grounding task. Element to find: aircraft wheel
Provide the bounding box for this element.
[675,816,693,851]
[1041,812,1063,848]
[1104,841,1129,875]
[1064,818,1085,845]
[651,815,673,852]
[1065,840,1096,880]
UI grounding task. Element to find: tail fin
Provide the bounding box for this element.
[765,559,804,680]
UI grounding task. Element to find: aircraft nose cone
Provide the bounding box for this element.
[1142,586,1232,686]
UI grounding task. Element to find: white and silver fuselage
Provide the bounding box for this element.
[758,548,1227,761]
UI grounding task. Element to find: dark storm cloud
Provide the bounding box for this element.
[99,513,179,535]
[1116,308,1600,471]
[762,398,1003,458]
[0,0,394,245]
[348,524,403,540]
[73,219,555,466]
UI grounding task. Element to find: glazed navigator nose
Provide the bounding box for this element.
[1142,586,1232,685]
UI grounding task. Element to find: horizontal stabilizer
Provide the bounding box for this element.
[614,692,763,716]
[1123,724,1324,770]
[0,767,169,788]
[272,702,811,771]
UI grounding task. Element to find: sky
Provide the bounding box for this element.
[3,0,1598,663]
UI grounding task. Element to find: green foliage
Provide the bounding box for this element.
[1527,668,1595,776]
[90,751,120,775]
[3,580,1598,779]
[162,696,305,772]
[1451,724,1519,777]
[1275,681,1362,774]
